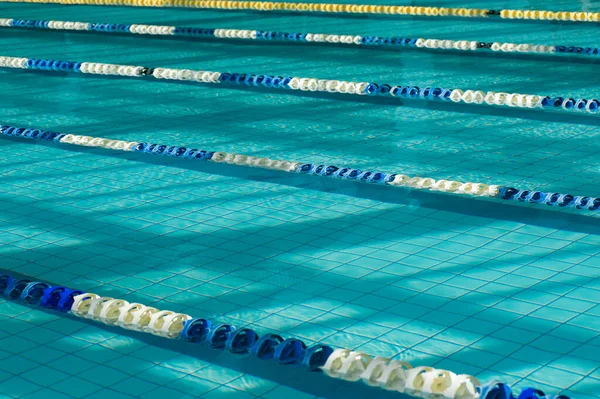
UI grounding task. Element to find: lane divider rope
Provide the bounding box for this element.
[1,18,598,59]
[0,0,597,24]
[1,56,600,117]
[1,124,598,213]
[0,272,575,399]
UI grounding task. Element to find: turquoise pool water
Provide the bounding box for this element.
[0,1,599,398]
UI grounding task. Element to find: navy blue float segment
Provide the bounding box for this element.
[25,58,81,72]
[133,142,215,159]
[297,163,396,184]
[173,27,215,36]
[180,318,212,342]
[218,72,293,89]
[478,382,573,399]
[10,19,50,28]
[555,45,600,55]
[90,23,131,32]
[302,345,334,371]
[251,334,284,360]
[499,187,600,210]
[0,125,65,141]
[225,328,259,354]
[40,286,84,311]
[179,319,331,369]
[19,282,50,304]
[274,339,307,364]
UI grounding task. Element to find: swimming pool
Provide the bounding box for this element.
[0,0,599,398]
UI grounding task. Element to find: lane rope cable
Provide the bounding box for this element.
[1,18,599,59]
[0,271,576,399]
[1,56,600,118]
[1,124,598,214]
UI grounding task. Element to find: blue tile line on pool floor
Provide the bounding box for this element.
[2,55,600,116]
[2,18,600,59]
[0,271,578,399]
[1,124,599,214]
